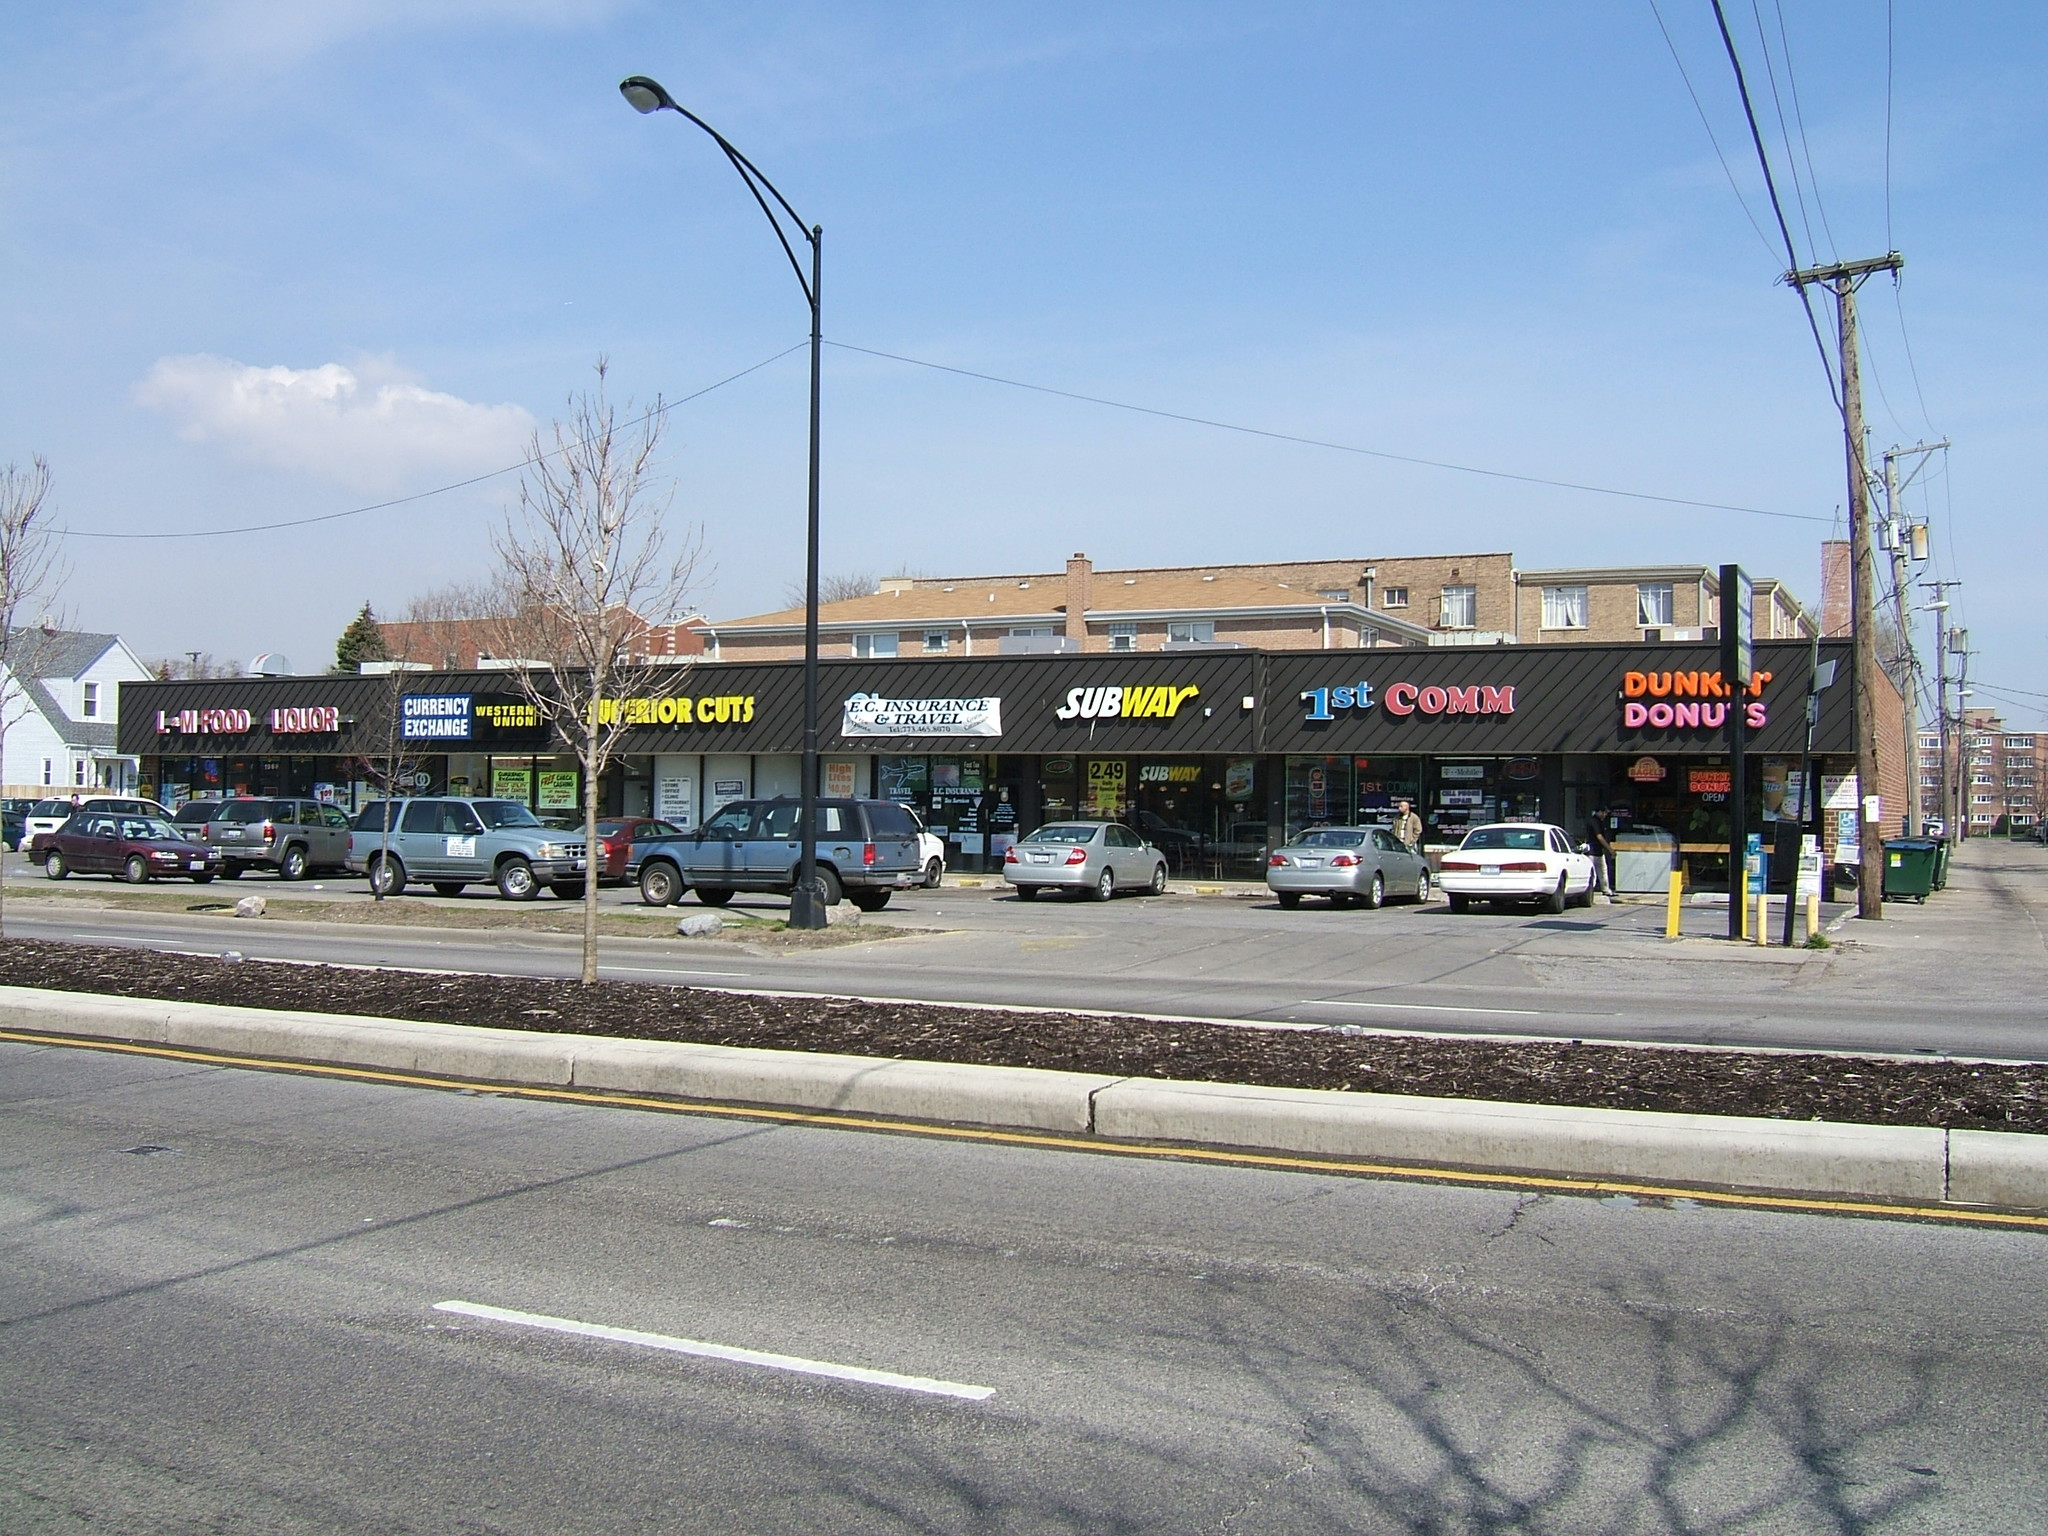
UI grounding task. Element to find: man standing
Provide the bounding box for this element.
[1584,808,1615,895]
[1391,798,1423,850]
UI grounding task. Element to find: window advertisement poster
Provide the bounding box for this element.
[930,757,989,850]
[1225,757,1257,802]
[492,768,532,803]
[656,775,693,826]
[1084,758,1128,818]
[1761,759,1791,821]
[537,771,579,810]
[824,761,858,798]
[878,757,930,801]
[710,778,747,809]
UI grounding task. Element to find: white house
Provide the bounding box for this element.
[2,630,154,799]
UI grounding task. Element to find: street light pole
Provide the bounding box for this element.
[621,75,829,928]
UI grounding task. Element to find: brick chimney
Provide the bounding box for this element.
[1819,540,1852,637]
[1064,553,1092,648]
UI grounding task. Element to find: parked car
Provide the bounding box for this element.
[1002,820,1169,901]
[204,797,353,880]
[347,798,588,900]
[909,806,946,888]
[172,800,223,832]
[24,796,173,858]
[627,797,923,912]
[588,817,684,884]
[40,810,224,884]
[0,797,36,851]
[1267,825,1432,909]
[1437,822,1597,913]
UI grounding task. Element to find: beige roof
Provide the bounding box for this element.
[715,571,1380,631]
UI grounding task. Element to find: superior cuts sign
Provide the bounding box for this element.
[841,693,1002,738]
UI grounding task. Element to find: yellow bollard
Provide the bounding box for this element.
[1805,890,1821,943]
[1754,890,1769,945]
[1665,867,1684,938]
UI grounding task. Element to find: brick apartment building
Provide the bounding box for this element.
[1921,708,2043,834]
[705,552,1813,663]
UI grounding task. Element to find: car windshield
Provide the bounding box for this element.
[1022,824,1099,844]
[1296,829,1366,848]
[474,800,542,829]
[120,818,182,841]
[1460,826,1547,851]
[213,801,282,823]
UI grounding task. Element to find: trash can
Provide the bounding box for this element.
[1882,838,1938,903]
[1931,837,1950,890]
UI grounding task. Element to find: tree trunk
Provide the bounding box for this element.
[581,687,602,986]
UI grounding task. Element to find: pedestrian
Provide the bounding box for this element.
[1391,798,1423,849]
[1584,809,1614,894]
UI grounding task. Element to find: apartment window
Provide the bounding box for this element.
[851,632,898,658]
[41,759,52,786]
[1919,734,1940,750]
[2007,737,2036,750]
[922,629,948,654]
[1972,794,1996,805]
[1439,586,1476,629]
[2014,796,2036,807]
[1107,622,1138,652]
[1009,626,1055,638]
[1381,587,1410,609]
[1971,775,1996,786]
[1316,589,1350,601]
[1541,585,1589,630]
[1167,620,1215,644]
[74,758,88,786]
[81,682,99,718]
[1636,583,1675,627]
[2008,776,2035,789]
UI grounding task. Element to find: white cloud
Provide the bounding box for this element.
[135,354,535,493]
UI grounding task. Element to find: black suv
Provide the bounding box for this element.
[626,797,923,911]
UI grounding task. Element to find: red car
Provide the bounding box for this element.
[593,818,685,883]
[38,810,223,884]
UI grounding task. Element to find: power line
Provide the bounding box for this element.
[1748,0,1825,262]
[54,344,808,542]
[1884,0,1896,248]
[1765,0,1840,259]
[1707,0,1843,411]
[828,339,1834,522]
[1645,0,1779,258]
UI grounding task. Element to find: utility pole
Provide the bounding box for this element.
[1787,252,1902,919]
[1883,440,1947,834]
[1954,643,1977,840]
[1920,578,1960,844]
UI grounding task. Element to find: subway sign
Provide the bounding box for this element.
[1055,684,1200,721]
[1301,680,1516,721]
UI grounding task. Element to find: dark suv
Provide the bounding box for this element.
[627,797,923,912]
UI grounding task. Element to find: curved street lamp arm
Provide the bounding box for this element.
[713,139,816,307]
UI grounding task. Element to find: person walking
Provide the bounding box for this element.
[1584,809,1614,895]
[1391,798,1423,850]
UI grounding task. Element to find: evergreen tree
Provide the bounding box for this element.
[332,602,390,673]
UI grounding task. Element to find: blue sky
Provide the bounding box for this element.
[2,3,2041,724]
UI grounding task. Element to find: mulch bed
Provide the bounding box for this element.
[4,939,2042,1133]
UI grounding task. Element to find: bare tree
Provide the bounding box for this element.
[783,570,878,607]
[146,653,243,680]
[0,459,69,938]
[485,364,702,983]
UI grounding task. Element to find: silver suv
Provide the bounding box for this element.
[205,797,353,880]
[347,798,588,900]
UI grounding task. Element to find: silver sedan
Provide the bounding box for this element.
[1266,825,1432,909]
[1003,821,1169,901]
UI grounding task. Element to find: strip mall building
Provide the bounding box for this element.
[120,637,1899,890]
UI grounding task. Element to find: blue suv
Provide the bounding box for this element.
[627,797,922,912]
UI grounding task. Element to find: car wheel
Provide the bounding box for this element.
[639,862,682,907]
[433,882,466,897]
[1329,892,1355,909]
[849,889,891,912]
[695,887,734,906]
[551,882,586,900]
[190,872,214,884]
[807,866,843,908]
[217,864,242,880]
[1014,884,1038,901]
[1275,890,1301,909]
[1447,893,1470,912]
[496,857,540,901]
[922,857,944,889]
[1541,876,1567,914]
[43,850,67,880]
[1092,867,1115,902]
[278,844,309,881]
[1148,863,1167,896]
[367,853,406,896]
[1363,872,1385,910]
[124,854,151,884]
[1415,870,1433,904]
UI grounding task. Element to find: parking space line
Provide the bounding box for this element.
[1305,998,1559,1017]
[602,966,753,978]
[433,1300,994,1400]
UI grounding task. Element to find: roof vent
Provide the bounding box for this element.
[249,653,292,677]
[1202,575,1216,582]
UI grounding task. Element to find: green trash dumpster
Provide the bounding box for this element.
[1883,838,1938,903]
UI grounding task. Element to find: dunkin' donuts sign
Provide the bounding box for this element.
[1620,669,1771,732]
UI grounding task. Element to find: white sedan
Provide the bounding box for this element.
[1437,822,1597,914]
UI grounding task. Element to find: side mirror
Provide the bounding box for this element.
[1577,842,1592,854]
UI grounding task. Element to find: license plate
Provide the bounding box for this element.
[572,860,585,870]
[1028,852,1050,863]
[189,861,204,870]
[222,830,242,839]
[1481,865,1500,875]
[1297,857,1321,868]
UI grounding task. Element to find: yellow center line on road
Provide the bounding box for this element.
[7,1025,2047,1234]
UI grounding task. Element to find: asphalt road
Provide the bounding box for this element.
[6,839,2047,1060]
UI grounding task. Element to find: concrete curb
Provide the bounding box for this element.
[7,986,2046,1213]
